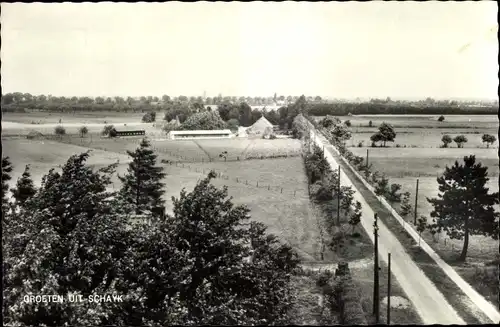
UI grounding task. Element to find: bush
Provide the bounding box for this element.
[344,120,351,127]
[316,270,334,288]
[102,124,116,136]
[54,125,66,135]
[438,115,445,122]
[357,142,363,147]
[368,120,373,127]
[142,111,156,123]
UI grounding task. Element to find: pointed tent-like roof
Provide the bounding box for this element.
[246,116,273,135]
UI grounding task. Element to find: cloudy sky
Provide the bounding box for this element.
[1,2,498,99]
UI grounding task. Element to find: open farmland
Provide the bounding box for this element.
[314,114,498,149]
[2,111,150,125]
[2,136,323,263]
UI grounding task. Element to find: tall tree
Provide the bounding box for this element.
[481,134,496,148]
[10,165,37,208]
[118,138,166,218]
[371,122,396,147]
[427,155,499,261]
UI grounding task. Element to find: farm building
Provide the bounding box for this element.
[246,116,274,135]
[166,129,234,140]
[115,130,145,136]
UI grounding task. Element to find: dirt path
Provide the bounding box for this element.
[309,128,466,325]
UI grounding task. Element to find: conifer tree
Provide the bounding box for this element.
[10,164,37,208]
[427,155,499,261]
[118,138,166,217]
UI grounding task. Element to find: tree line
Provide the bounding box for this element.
[2,139,300,326]
[1,92,324,113]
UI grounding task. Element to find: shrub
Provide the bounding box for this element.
[374,175,389,197]
[368,120,373,127]
[438,115,445,122]
[316,270,334,288]
[142,111,156,123]
[344,120,351,127]
[357,141,363,147]
[102,124,116,136]
[54,125,66,135]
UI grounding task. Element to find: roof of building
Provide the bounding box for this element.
[246,116,273,134]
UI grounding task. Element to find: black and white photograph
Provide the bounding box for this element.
[1,2,499,325]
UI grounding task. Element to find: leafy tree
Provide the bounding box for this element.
[3,152,130,326]
[102,124,116,136]
[371,122,396,147]
[118,138,166,218]
[162,94,171,102]
[438,115,445,122]
[482,134,496,148]
[179,110,226,130]
[370,132,383,147]
[416,215,427,246]
[441,135,452,148]
[165,171,299,324]
[427,155,499,261]
[304,144,331,184]
[453,135,468,148]
[2,156,13,215]
[330,124,352,144]
[142,111,156,123]
[339,185,355,214]
[344,120,351,127]
[10,165,37,208]
[387,183,402,203]
[400,191,413,219]
[368,120,373,127]
[226,118,239,131]
[374,175,389,197]
[348,201,362,233]
[79,126,88,138]
[54,125,66,136]
[320,115,341,129]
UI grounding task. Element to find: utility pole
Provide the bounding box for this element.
[366,149,369,167]
[337,165,341,226]
[414,178,419,225]
[373,213,380,323]
[387,252,391,325]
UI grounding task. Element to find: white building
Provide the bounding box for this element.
[166,129,234,140]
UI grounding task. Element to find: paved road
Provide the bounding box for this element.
[309,128,466,325]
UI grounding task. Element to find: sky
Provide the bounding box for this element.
[1,2,498,99]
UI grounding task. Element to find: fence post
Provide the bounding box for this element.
[294,190,296,197]
[268,185,270,190]
[257,181,259,187]
[281,188,283,193]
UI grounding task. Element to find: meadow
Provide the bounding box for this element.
[2,136,322,263]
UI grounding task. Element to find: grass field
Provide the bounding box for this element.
[2,137,322,262]
[2,111,149,125]
[314,114,498,129]
[347,129,498,149]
